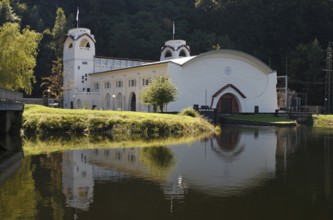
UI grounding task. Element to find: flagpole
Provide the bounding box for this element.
[172,21,175,40]
[76,7,79,28]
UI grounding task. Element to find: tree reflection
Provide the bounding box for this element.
[141,147,175,177]
[0,157,40,220]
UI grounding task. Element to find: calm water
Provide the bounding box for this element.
[1,126,333,220]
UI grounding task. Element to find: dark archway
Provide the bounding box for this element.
[130,93,136,111]
[217,93,239,114]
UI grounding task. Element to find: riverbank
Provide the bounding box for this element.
[22,105,216,137]
[312,114,333,128]
[221,114,297,126]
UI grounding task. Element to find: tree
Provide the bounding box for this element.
[0,0,20,24]
[51,7,67,58]
[140,75,177,112]
[0,22,42,94]
[41,57,63,101]
[289,39,324,105]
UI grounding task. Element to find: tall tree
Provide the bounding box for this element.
[140,75,177,112]
[51,7,67,58]
[41,58,63,101]
[0,22,42,94]
[289,39,324,105]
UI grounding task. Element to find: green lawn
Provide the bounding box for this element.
[223,114,296,124]
[22,104,215,137]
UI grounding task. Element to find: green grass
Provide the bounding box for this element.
[223,114,296,124]
[312,115,333,128]
[22,104,215,137]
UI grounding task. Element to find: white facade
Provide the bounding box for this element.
[63,27,278,113]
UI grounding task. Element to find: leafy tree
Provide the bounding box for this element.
[140,75,177,112]
[51,7,67,58]
[0,0,20,24]
[41,57,63,101]
[0,22,42,94]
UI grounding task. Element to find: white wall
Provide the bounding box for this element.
[168,50,278,113]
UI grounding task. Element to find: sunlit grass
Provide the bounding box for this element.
[22,104,216,137]
[312,114,333,128]
[223,114,296,124]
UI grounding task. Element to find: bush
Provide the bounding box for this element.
[178,107,201,118]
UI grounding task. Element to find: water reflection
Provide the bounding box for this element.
[0,134,23,184]
[2,126,333,219]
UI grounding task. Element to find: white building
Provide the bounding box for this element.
[63,27,278,113]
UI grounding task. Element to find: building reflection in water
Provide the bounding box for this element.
[61,147,179,211]
[61,126,317,211]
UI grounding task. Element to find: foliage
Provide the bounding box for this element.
[51,7,67,57]
[41,57,63,100]
[288,39,324,106]
[178,107,201,118]
[140,75,177,112]
[0,0,20,24]
[0,157,40,220]
[312,115,333,128]
[0,22,42,94]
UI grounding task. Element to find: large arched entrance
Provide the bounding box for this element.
[217,93,239,114]
[129,93,136,111]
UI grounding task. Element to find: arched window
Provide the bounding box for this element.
[116,93,123,110]
[105,94,111,110]
[79,39,90,48]
[129,92,136,111]
[179,49,187,57]
[165,50,172,58]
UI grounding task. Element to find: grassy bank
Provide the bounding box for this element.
[22,105,215,137]
[312,115,333,128]
[223,114,297,126]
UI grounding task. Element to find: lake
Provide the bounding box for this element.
[1,125,333,220]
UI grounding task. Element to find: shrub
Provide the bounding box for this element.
[178,107,201,118]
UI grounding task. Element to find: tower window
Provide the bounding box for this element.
[179,49,187,57]
[165,50,172,58]
[79,39,91,49]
